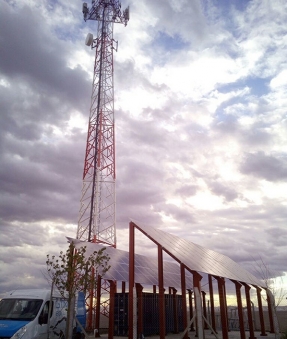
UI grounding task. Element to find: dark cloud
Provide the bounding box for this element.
[0,1,90,236]
[175,184,197,197]
[208,181,239,202]
[240,152,287,181]
[265,227,287,247]
[0,2,90,119]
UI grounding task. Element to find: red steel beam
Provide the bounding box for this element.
[265,288,275,333]
[108,280,116,339]
[230,280,245,339]
[158,244,165,339]
[208,274,217,333]
[180,264,188,339]
[214,276,229,339]
[241,282,256,339]
[136,283,144,338]
[128,222,135,339]
[172,288,179,334]
[95,274,101,337]
[252,285,267,336]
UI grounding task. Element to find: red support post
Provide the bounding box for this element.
[208,274,216,333]
[158,245,165,339]
[214,276,229,339]
[136,283,144,338]
[122,281,126,294]
[108,280,116,339]
[230,280,245,339]
[180,264,188,339]
[95,274,101,337]
[128,222,135,339]
[241,283,256,339]
[172,288,179,334]
[252,286,267,336]
[265,289,275,333]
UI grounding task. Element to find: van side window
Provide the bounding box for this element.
[39,301,53,324]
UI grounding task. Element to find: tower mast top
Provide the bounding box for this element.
[82,0,129,25]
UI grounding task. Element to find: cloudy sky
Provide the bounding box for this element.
[0,0,287,302]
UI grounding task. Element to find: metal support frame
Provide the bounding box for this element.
[126,221,274,339]
[136,283,144,338]
[222,278,229,332]
[128,222,135,339]
[95,274,102,337]
[158,245,165,339]
[77,0,129,331]
[108,280,116,339]
[188,289,195,332]
[266,288,275,333]
[180,264,188,339]
[241,282,256,339]
[122,281,126,293]
[214,276,229,339]
[78,0,129,243]
[252,285,267,336]
[208,274,217,333]
[231,280,245,339]
[172,288,179,334]
[265,288,280,338]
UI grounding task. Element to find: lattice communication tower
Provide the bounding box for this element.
[77,0,129,246]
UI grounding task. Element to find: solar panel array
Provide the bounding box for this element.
[69,237,193,289]
[132,221,262,286]
[68,221,262,289]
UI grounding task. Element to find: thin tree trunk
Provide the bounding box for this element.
[66,295,75,338]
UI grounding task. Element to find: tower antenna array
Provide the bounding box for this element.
[77,0,129,246]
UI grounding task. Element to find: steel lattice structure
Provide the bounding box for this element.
[77,0,129,245]
[77,0,129,331]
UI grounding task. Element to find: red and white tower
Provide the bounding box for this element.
[77,0,129,246]
[77,0,129,330]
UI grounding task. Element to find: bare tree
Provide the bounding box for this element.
[254,256,287,308]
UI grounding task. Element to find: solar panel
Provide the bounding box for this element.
[68,220,262,289]
[131,221,263,286]
[68,237,193,289]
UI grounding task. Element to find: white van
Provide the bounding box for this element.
[0,289,86,339]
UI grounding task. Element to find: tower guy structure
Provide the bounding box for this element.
[77,0,129,330]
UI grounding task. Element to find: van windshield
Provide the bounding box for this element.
[0,298,43,321]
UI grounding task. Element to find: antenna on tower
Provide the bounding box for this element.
[85,32,93,46]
